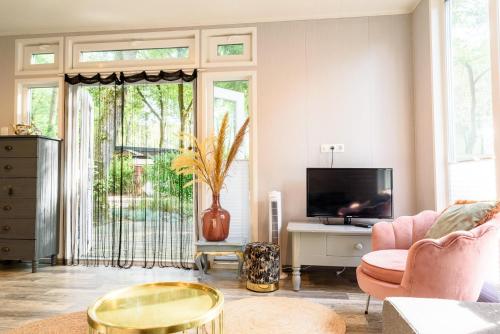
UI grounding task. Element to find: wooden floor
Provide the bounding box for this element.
[0,262,382,333]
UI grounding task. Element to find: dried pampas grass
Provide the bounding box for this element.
[171,113,250,195]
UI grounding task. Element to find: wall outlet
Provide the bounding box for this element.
[321,144,345,153]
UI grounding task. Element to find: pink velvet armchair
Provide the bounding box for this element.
[356,210,499,314]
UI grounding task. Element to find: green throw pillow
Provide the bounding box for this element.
[425,201,497,239]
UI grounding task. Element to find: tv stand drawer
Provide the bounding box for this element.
[326,235,370,257]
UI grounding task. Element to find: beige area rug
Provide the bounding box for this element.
[224,297,346,334]
[7,297,346,334]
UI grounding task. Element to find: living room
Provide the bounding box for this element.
[0,0,499,333]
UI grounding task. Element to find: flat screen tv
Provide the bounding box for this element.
[307,168,393,223]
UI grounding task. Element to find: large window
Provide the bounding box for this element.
[12,27,258,267]
[446,0,496,202]
[202,72,257,243]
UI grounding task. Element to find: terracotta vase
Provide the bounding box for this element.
[201,194,230,241]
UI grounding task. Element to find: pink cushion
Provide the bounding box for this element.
[360,249,407,284]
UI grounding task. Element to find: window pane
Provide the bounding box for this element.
[447,0,496,201]
[214,80,249,158]
[31,53,55,65]
[29,86,59,138]
[213,80,250,242]
[80,47,189,63]
[217,43,244,56]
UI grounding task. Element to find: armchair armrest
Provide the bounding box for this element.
[401,220,499,301]
[372,210,439,251]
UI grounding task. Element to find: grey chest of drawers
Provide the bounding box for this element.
[0,136,60,272]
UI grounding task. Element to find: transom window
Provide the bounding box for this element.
[66,31,199,72]
[202,28,257,67]
[15,37,63,75]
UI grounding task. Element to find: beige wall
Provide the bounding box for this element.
[0,15,417,263]
[256,15,416,261]
[0,35,15,128]
[412,0,436,212]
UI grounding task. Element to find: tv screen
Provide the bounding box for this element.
[307,168,393,219]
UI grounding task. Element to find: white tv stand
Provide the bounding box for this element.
[287,222,372,291]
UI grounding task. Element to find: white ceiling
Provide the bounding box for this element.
[0,0,421,36]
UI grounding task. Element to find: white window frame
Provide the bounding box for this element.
[15,37,63,76]
[201,27,257,68]
[65,30,199,73]
[198,71,258,241]
[14,77,65,138]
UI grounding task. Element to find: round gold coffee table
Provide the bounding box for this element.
[87,282,224,334]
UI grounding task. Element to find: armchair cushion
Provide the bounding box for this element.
[361,249,407,284]
[425,201,498,239]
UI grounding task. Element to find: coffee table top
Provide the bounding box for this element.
[87,282,224,334]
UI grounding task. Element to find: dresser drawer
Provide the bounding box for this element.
[0,179,37,199]
[0,220,35,239]
[0,139,37,158]
[0,158,37,178]
[0,239,35,260]
[326,235,371,257]
[0,200,36,219]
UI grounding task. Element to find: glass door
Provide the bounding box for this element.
[66,80,195,267]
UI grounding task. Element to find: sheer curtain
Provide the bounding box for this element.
[63,71,197,268]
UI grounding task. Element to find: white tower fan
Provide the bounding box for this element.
[268,191,287,279]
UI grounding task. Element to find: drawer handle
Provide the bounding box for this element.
[4,164,13,171]
[1,247,10,253]
[354,243,363,250]
[2,226,10,232]
[7,187,13,196]
[3,205,12,211]
[4,145,13,151]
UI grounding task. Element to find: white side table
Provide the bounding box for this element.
[194,240,245,280]
[287,222,372,291]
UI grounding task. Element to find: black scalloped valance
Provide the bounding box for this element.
[65,69,197,85]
